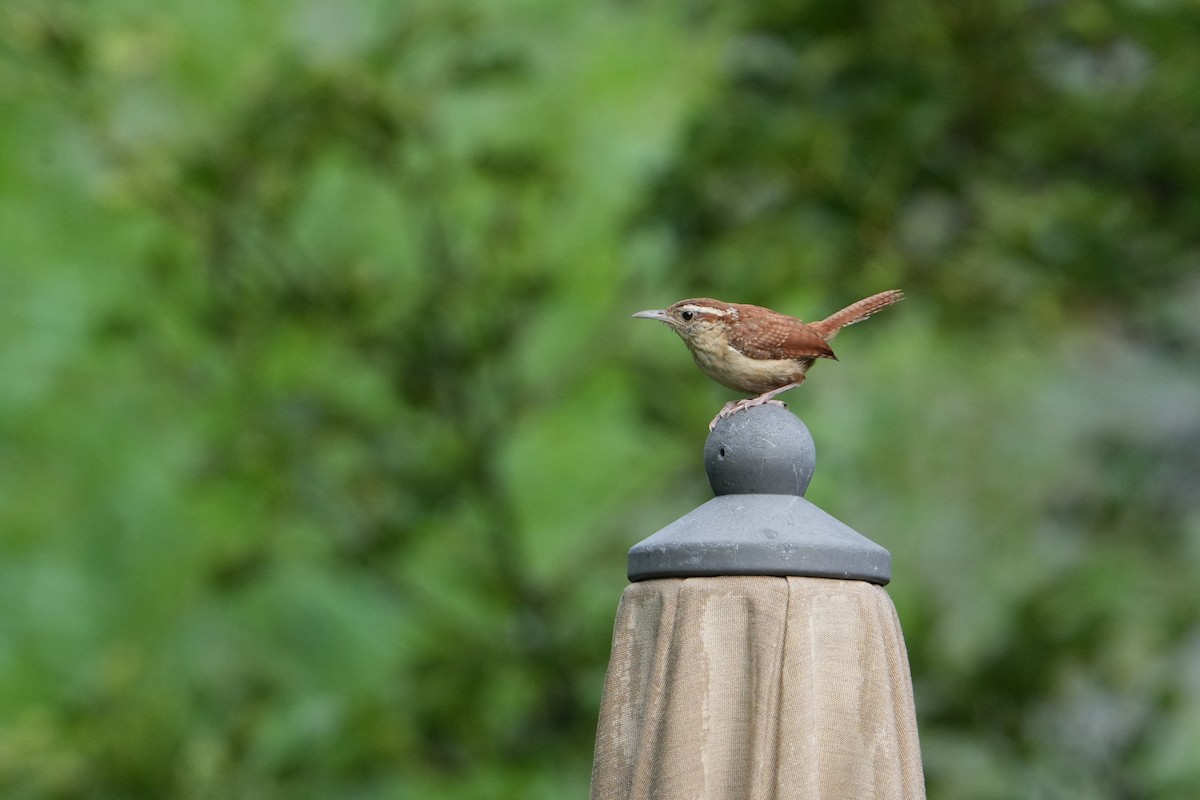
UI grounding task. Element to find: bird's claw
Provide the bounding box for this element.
[708,398,788,430]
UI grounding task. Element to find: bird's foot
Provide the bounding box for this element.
[708,397,789,431]
[708,401,738,431]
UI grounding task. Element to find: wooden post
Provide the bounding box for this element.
[591,405,925,800]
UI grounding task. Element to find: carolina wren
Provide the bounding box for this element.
[633,290,904,429]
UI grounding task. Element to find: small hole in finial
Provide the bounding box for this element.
[718,447,726,459]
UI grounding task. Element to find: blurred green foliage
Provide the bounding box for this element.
[2,0,1200,797]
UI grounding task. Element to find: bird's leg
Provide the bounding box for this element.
[708,380,803,430]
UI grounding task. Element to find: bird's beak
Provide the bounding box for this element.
[632,309,670,322]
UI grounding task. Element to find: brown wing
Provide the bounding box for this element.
[726,303,837,361]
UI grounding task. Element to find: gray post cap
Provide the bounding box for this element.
[628,404,891,584]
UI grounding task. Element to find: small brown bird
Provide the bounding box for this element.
[633,290,904,429]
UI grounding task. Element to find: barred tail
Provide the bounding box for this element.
[813,289,904,339]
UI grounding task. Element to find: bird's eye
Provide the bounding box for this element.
[680,310,694,321]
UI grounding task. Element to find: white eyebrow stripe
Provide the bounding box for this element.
[678,304,734,318]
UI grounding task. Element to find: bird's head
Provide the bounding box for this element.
[631,298,737,343]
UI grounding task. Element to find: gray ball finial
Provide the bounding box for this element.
[705,404,815,497]
[627,405,892,584]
